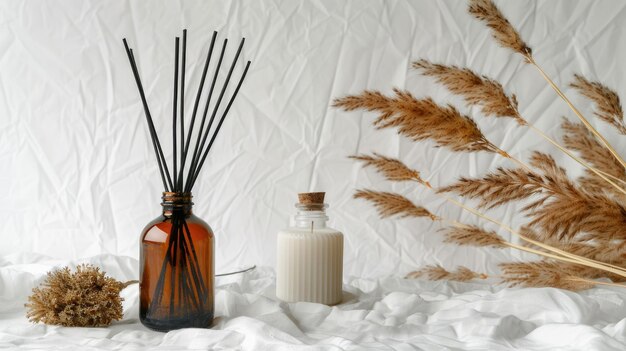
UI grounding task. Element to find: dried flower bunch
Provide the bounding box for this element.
[25,264,134,327]
[335,0,626,290]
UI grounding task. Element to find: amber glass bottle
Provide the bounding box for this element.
[140,192,214,331]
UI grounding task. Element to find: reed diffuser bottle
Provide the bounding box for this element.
[276,192,344,305]
[122,29,251,331]
[140,192,214,331]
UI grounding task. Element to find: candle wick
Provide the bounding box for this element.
[310,221,314,233]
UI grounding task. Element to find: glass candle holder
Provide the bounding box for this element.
[276,192,344,305]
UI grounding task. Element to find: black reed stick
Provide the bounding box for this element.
[123,39,174,191]
[175,220,193,313]
[182,220,208,297]
[185,38,245,191]
[169,218,179,316]
[177,226,191,311]
[179,30,187,191]
[179,249,192,314]
[186,38,247,190]
[185,39,228,191]
[127,44,174,191]
[129,49,169,192]
[189,60,251,189]
[178,220,201,310]
[178,31,217,191]
[127,46,168,191]
[150,220,178,309]
[172,38,180,191]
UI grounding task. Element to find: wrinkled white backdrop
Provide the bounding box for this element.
[1,0,625,279]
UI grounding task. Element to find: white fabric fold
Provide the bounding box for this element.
[2,254,625,350]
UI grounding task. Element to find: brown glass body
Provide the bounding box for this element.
[140,193,214,331]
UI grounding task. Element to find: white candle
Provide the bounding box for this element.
[276,192,344,305]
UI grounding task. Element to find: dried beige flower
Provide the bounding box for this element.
[571,75,626,134]
[521,227,626,266]
[350,153,428,186]
[414,59,626,197]
[468,0,532,58]
[413,59,524,124]
[354,189,438,220]
[25,264,128,327]
[334,89,501,153]
[438,167,542,209]
[406,265,488,281]
[335,0,626,291]
[562,118,626,199]
[441,151,626,241]
[442,225,506,248]
[525,153,626,241]
[499,261,595,291]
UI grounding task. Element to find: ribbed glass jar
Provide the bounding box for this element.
[139,192,214,331]
[276,202,344,305]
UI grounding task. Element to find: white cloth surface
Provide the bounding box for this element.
[3,2,626,348]
[2,254,626,350]
[2,0,626,279]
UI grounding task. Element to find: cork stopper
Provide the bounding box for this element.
[298,192,325,205]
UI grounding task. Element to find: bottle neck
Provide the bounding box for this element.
[293,203,328,229]
[161,192,193,217]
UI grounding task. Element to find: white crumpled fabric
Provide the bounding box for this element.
[2,254,626,350]
[3,1,626,349]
